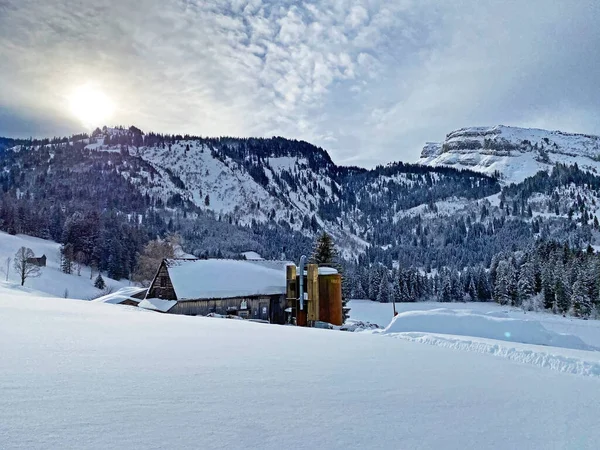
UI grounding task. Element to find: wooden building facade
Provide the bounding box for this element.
[168,295,284,322]
[144,259,288,323]
[26,254,46,267]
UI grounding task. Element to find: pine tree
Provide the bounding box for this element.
[555,279,569,314]
[467,276,477,302]
[353,275,366,299]
[367,269,378,300]
[440,271,453,302]
[94,273,106,290]
[493,260,511,305]
[476,268,491,300]
[541,267,555,309]
[517,261,535,305]
[399,275,411,302]
[506,259,519,306]
[60,243,74,274]
[310,232,338,266]
[571,277,592,318]
[376,270,392,303]
[392,270,402,303]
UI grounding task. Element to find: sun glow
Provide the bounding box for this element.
[68,84,115,128]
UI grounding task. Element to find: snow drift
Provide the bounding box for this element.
[389,332,600,378]
[382,308,592,350]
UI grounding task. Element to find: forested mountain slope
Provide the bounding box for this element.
[2,125,600,314]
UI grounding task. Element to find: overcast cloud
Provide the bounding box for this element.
[0,0,599,166]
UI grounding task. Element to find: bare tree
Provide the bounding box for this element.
[0,256,11,282]
[75,251,86,276]
[13,247,41,286]
[89,260,97,280]
[132,234,179,286]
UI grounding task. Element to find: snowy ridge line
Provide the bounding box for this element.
[384,332,600,378]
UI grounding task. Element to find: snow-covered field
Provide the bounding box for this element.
[2,289,600,449]
[0,231,128,299]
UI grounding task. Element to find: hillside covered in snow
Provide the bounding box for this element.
[418,125,600,184]
[0,231,127,299]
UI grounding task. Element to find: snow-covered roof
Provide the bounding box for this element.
[92,287,147,305]
[138,298,177,313]
[164,259,288,301]
[241,251,263,260]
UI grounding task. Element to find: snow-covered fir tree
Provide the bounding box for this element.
[94,273,106,290]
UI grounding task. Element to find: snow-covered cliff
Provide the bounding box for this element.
[418,125,600,183]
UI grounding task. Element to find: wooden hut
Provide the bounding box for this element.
[26,254,46,267]
[141,258,290,323]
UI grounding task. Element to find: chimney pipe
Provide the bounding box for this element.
[298,255,307,310]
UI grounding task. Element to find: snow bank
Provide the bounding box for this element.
[349,300,600,348]
[382,308,592,350]
[388,333,600,378]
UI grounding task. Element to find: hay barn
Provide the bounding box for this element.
[141,259,290,323]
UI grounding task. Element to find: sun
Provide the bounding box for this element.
[68,84,115,128]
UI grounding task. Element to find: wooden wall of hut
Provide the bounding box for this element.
[168,295,286,323]
[147,262,177,300]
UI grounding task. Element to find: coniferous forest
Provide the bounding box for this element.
[1,127,600,317]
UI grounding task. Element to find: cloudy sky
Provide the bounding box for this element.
[1,0,599,166]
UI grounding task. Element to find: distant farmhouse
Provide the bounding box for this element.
[26,254,46,267]
[140,259,290,323]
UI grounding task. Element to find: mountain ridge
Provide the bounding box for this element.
[418,125,600,184]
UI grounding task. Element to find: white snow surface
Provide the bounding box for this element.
[165,259,286,300]
[138,297,177,312]
[91,287,146,305]
[382,308,592,350]
[386,332,600,378]
[2,289,600,449]
[0,231,128,299]
[349,300,600,377]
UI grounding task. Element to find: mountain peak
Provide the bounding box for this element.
[418,125,600,183]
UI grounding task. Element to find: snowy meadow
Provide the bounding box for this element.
[1,290,600,449]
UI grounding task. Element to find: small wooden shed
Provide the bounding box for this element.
[26,254,46,267]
